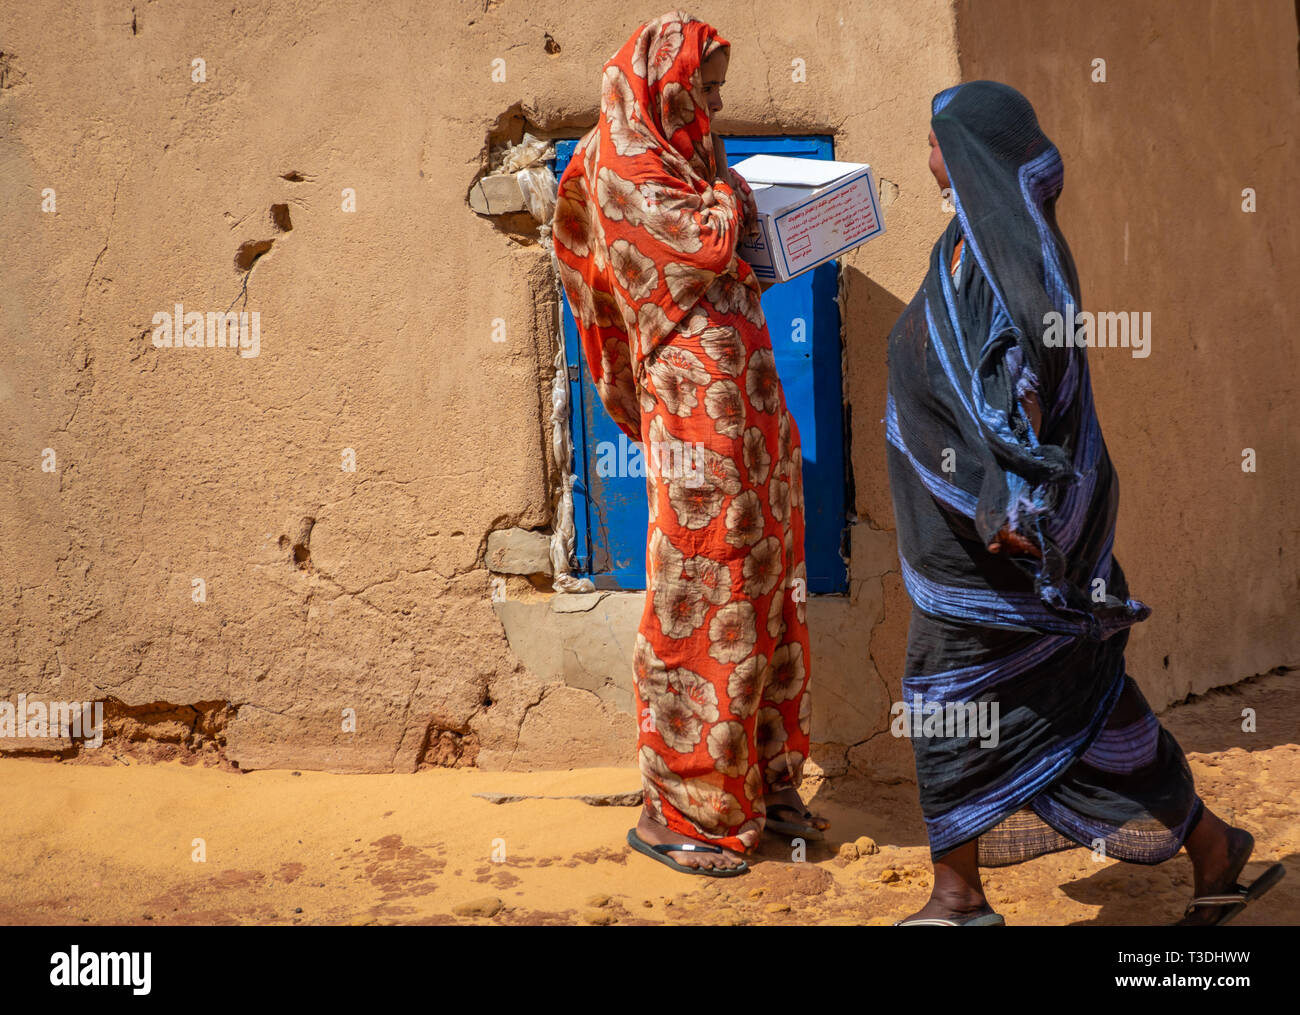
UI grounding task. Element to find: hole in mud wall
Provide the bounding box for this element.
[234,238,274,272]
[270,203,293,232]
[287,517,315,570]
[0,51,26,90]
[417,723,480,769]
[468,103,562,246]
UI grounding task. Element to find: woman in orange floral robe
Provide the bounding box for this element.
[551,10,823,874]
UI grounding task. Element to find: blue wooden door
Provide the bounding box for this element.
[554,135,848,594]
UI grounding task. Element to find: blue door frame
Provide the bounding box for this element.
[554,135,849,594]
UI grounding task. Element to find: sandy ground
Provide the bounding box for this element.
[2,670,1295,926]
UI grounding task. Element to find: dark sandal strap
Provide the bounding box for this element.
[767,805,829,833]
[768,802,830,826]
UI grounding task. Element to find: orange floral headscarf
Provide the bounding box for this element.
[552,10,762,441]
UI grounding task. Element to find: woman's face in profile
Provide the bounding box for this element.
[700,49,728,119]
[928,129,950,190]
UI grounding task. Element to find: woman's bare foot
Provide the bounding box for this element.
[899,894,998,924]
[1178,808,1255,925]
[763,786,830,835]
[634,808,746,871]
[899,868,997,923]
[897,840,995,924]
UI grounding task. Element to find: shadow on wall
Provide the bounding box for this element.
[840,264,909,539]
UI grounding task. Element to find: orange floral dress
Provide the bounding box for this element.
[551,11,811,854]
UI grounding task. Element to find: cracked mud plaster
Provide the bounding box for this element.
[1,698,235,767]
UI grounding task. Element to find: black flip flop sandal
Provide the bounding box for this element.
[626,828,750,877]
[894,912,1006,926]
[1174,861,1286,926]
[763,802,829,842]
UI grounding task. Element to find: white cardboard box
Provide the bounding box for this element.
[731,154,886,282]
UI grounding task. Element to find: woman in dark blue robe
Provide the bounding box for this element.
[884,80,1284,926]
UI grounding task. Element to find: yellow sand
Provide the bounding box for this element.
[1,673,1296,926]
